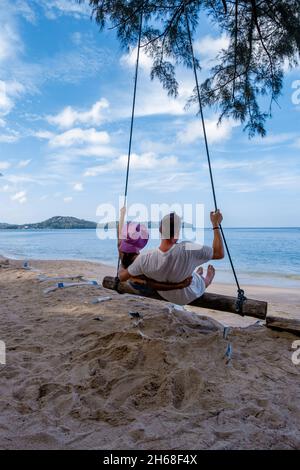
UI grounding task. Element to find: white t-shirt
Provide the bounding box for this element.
[127,241,213,305]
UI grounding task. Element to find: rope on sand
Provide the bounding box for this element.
[43,280,99,294]
[37,274,85,283]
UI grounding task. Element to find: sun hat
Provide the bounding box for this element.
[120,222,149,254]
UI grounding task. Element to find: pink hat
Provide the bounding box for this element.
[120,222,149,254]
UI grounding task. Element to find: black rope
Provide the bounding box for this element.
[124,13,143,204]
[184,7,247,315]
[116,12,143,277]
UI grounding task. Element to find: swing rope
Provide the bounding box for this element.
[116,12,143,281]
[184,7,247,314]
[116,7,246,315]
[123,12,143,206]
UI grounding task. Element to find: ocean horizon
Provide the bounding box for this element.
[1,227,299,289]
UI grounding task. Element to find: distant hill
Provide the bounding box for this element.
[0,223,19,229]
[0,216,97,230]
[0,216,194,230]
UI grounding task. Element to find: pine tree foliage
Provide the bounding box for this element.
[80,0,300,136]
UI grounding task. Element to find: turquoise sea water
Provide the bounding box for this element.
[0,228,299,288]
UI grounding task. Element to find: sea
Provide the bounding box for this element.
[0,227,299,289]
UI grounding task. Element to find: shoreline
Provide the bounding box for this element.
[26,258,300,328]
[3,252,300,288]
[1,255,300,304]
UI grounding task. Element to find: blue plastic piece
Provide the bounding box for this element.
[223,326,230,340]
[224,342,232,363]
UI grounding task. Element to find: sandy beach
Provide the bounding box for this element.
[0,256,300,450]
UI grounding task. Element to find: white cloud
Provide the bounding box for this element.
[84,152,178,177]
[84,166,111,177]
[70,145,115,158]
[292,137,300,148]
[0,2,110,111]
[134,172,202,193]
[136,88,186,117]
[121,47,153,72]
[264,174,300,188]
[47,98,110,129]
[63,196,73,203]
[194,34,230,69]
[0,22,22,63]
[112,80,190,119]
[0,184,11,192]
[2,172,59,187]
[11,190,27,204]
[71,32,82,45]
[8,44,110,100]
[37,0,90,19]
[177,117,239,144]
[119,152,178,170]
[73,182,83,191]
[14,0,36,23]
[0,1,108,132]
[44,143,116,176]
[0,80,24,117]
[119,48,194,118]
[117,35,230,121]
[196,34,229,55]
[0,1,36,26]
[222,181,259,193]
[34,130,55,140]
[49,128,110,148]
[217,155,300,193]
[0,2,26,119]
[0,161,11,171]
[18,159,31,168]
[0,132,20,143]
[203,159,256,171]
[253,132,298,146]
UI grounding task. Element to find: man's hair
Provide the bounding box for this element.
[159,212,181,239]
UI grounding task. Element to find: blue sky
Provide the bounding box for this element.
[0,0,299,227]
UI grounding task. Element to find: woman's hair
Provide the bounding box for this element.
[120,252,138,269]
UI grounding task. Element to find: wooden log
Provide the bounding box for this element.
[102,276,267,320]
[266,310,300,334]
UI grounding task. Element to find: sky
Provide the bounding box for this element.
[0,0,300,227]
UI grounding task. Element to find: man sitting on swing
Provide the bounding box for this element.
[118,209,224,305]
[118,207,193,293]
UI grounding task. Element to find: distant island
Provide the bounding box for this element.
[0,216,97,230]
[0,216,194,230]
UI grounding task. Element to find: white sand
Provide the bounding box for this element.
[0,257,300,450]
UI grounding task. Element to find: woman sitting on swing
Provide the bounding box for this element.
[118,207,192,293]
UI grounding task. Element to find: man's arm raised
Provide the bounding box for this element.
[210,210,225,260]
